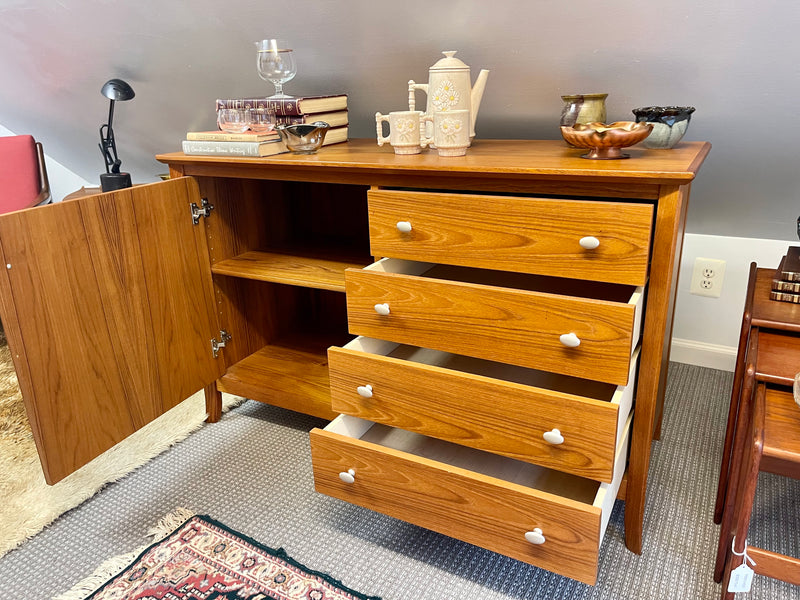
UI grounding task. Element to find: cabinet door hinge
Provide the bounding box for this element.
[190,198,214,224]
[211,330,231,358]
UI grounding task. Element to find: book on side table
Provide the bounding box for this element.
[771,248,800,302]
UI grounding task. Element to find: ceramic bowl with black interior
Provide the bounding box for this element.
[632,106,695,149]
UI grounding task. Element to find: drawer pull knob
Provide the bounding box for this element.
[374,303,391,315]
[339,469,356,484]
[396,221,413,233]
[543,428,564,445]
[524,528,546,545]
[357,384,373,398]
[579,236,600,250]
[559,333,581,348]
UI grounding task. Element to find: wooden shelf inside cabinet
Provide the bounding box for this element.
[218,331,350,421]
[211,250,367,292]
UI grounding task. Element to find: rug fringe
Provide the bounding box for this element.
[51,544,147,600]
[146,506,197,541]
[52,508,196,600]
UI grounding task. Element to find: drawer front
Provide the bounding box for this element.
[310,423,603,584]
[368,189,654,286]
[345,266,639,385]
[329,341,637,482]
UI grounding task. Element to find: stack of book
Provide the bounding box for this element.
[771,246,800,303]
[181,94,348,157]
[182,129,288,157]
[215,94,348,145]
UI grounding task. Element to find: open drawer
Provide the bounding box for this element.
[367,188,654,286]
[345,258,643,385]
[310,412,632,585]
[329,336,639,482]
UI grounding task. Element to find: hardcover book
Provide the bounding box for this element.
[276,110,348,128]
[181,139,288,157]
[215,94,347,116]
[777,246,800,282]
[770,289,800,304]
[185,130,281,142]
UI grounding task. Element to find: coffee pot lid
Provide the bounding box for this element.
[431,51,469,71]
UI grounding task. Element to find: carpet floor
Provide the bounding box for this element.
[0,331,243,560]
[0,362,797,599]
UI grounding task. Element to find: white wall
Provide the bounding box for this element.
[672,234,794,371]
[3,1,800,240]
[0,125,94,203]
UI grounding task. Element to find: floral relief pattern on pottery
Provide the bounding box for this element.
[432,80,460,111]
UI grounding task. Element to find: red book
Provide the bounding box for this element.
[215,94,347,116]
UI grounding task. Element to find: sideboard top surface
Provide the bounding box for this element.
[157,139,710,187]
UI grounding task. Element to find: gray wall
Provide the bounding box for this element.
[1,1,796,240]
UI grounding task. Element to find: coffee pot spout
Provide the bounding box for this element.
[470,69,489,138]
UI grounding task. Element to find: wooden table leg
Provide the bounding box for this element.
[624,184,688,554]
[204,381,222,423]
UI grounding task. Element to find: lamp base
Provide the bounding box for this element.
[100,172,132,192]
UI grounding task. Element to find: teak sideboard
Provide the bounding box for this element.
[0,139,709,584]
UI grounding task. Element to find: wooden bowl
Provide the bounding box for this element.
[560,121,653,159]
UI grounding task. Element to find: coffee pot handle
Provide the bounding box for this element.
[375,112,390,146]
[408,80,428,112]
[419,113,433,148]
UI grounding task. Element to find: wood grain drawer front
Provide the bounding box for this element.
[368,189,654,286]
[310,414,631,585]
[345,259,643,385]
[329,337,639,482]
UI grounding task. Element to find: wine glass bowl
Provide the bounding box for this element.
[256,39,296,99]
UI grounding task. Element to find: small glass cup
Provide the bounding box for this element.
[247,107,277,133]
[217,108,251,133]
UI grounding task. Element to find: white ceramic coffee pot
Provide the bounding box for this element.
[408,51,489,141]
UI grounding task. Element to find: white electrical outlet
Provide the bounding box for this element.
[690,257,726,297]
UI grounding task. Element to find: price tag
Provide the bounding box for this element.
[728,563,754,593]
[728,536,757,593]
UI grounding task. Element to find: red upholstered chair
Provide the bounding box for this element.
[0,135,51,213]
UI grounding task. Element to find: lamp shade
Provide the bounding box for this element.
[101,79,135,101]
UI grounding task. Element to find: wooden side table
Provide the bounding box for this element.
[714,262,800,596]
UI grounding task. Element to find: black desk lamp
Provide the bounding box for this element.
[99,78,135,192]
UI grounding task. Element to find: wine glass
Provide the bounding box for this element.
[256,39,296,99]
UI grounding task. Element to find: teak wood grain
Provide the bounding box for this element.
[345,267,637,385]
[328,345,623,482]
[310,426,603,585]
[211,250,361,292]
[368,189,654,286]
[156,140,711,558]
[0,178,223,483]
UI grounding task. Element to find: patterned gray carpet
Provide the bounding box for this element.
[0,362,797,599]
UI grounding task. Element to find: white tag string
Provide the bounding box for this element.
[731,536,757,567]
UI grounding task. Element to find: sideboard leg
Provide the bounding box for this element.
[624,184,689,554]
[205,382,222,423]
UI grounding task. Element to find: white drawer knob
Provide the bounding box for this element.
[357,384,373,398]
[559,332,581,348]
[524,528,546,545]
[579,236,600,250]
[339,469,356,484]
[543,428,564,445]
[396,221,413,233]
[374,303,391,315]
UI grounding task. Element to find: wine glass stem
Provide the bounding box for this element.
[274,82,283,96]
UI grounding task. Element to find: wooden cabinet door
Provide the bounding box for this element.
[0,178,224,484]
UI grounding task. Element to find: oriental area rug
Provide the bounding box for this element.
[56,509,381,600]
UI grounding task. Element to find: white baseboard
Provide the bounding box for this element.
[670,338,737,371]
